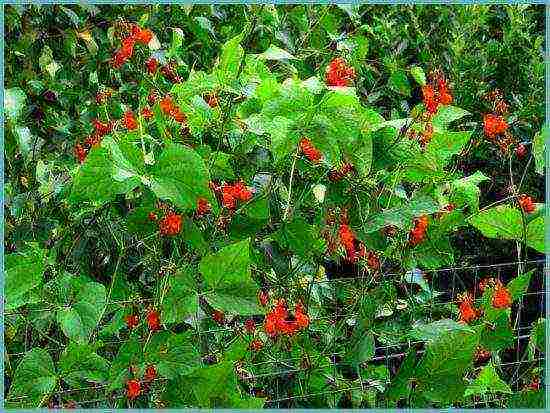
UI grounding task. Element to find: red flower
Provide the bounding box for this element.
[366,250,380,271]
[474,347,491,364]
[126,379,141,399]
[159,212,182,236]
[74,143,88,164]
[294,302,309,329]
[141,107,154,120]
[159,96,186,123]
[91,118,113,136]
[144,365,157,382]
[518,194,536,213]
[219,181,253,210]
[258,290,269,307]
[422,85,439,114]
[147,211,157,221]
[437,77,453,105]
[492,281,512,309]
[148,91,158,106]
[264,299,309,338]
[160,65,182,83]
[250,339,264,352]
[515,144,527,158]
[212,310,225,325]
[528,377,540,391]
[146,309,161,331]
[483,114,509,138]
[457,293,480,324]
[123,110,138,130]
[145,57,158,75]
[325,57,355,87]
[206,94,218,108]
[328,162,354,182]
[124,314,139,329]
[409,215,429,246]
[422,74,452,113]
[132,25,153,45]
[196,197,211,216]
[338,224,365,262]
[478,277,495,293]
[299,138,323,163]
[244,318,256,333]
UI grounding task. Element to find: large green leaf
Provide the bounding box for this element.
[532,130,545,176]
[199,238,252,290]
[58,343,110,386]
[56,281,106,344]
[464,364,511,397]
[507,270,532,301]
[216,31,245,85]
[5,87,27,121]
[363,195,440,232]
[385,349,417,403]
[425,130,472,166]
[162,268,199,324]
[145,332,201,379]
[449,171,490,212]
[526,216,544,253]
[109,337,144,390]
[468,205,523,240]
[149,143,214,211]
[6,348,57,408]
[274,216,325,259]
[432,106,470,130]
[5,245,47,311]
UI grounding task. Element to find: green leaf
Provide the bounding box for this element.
[389,69,411,97]
[363,195,440,232]
[149,143,214,211]
[526,216,544,253]
[348,329,375,367]
[6,348,57,408]
[199,238,252,290]
[274,216,325,259]
[411,319,474,342]
[5,87,27,121]
[257,44,296,60]
[162,268,199,324]
[204,290,262,316]
[56,281,106,344]
[432,106,470,129]
[532,130,545,175]
[145,332,201,379]
[109,337,144,390]
[216,31,245,85]
[385,348,417,403]
[425,130,472,166]
[464,364,512,397]
[531,318,545,353]
[468,205,523,240]
[410,66,426,86]
[38,45,61,79]
[480,311,514,351]
[58,343,110,386]
[449,171,490,212]
[507,270,532,302]
[6,245,47,311]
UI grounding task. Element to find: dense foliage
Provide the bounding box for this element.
[4,4,545,408]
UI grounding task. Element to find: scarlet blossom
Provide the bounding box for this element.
[126,379,141,399]
[131,25,153,45]
[124,314,139,329]
[146,309,161,331]
[244,319,256,333]
[483,114,509,138]
[219,181,253,210]
[328,162,354,182]
[515,143,526,158]
[206,94,218,108]
[196,197,212,216]
[123,110,138,130]
[264,299,309,337]
[159,95,186,123]
[160,65,181,83]
[528,377,540,391]
[145,57,158,74]
[212,309,225,325]
[338,223,366,262]
[422,85,439,114]
[141,107,154,120]
[457,293,480,324]
[250,339,264,352]
[148,91,158,106]
[478,277,495,293]
[437,77,453,105]
[518,194,536,213]
[258,290,269,307]
[325,57,356,87]
[409,215,429,246]
[159,212,182,236]
[74,143,88,163]
[422,74,453,114]
[299,138,323,163]
[144,365,157,381]
[492,281,512,309]
[91,118,113,136]
[147,211,157,221]
[474,347,491,364]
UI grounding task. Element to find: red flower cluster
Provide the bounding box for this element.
[338,223,366,263]
[215,181,253,210]
[457,292,480,324]
[145,57,159,75]
[159,96,186,123]
[518,194,536,213]
[515,143,527,158]
[160,64,182,83]
[124,314,139,329]
[244,318,256,333]
[212,309,225,325]
[126,379,141,399]
[75,118,115,163]
[422,75,453,114]
[144,365,157,382]
[112,24,153,69]
[159,212,182,236]
[146,309,161,331]
[141,107,153,120]
[264,299,309,337]
[74,143,87,164]
[325,57,356,87]
[258,290,269,307]
[299,138,323,163]
[123,110,138,130]
[474,346,491,364]
[328,162,354,182]
[250,338,264,352]
[196,197,212,216]
[491,280,512,309]
[366,250,380,271]
[483,114,509,138]
[409,215,429,246]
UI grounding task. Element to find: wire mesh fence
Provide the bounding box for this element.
[4,259,545,408]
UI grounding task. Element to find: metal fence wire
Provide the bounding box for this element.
[4,259,545,408]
